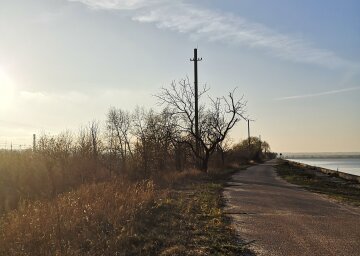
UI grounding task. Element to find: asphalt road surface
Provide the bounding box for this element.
[224,160,360,256]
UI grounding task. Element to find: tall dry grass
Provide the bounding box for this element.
[0,148,107,215]
[0,150,51,213]
[0,178,159,255]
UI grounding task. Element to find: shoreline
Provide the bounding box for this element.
[284,159,360,183]
[276,160,360,207]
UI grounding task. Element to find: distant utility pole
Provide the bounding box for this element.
[33,134,36,151]
[247,119,254,148]
[190,48,202,164]
[247,120,250,148]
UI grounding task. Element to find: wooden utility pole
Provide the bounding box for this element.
[247,119,255,147]
[190,48,202,164]
[247,119,250,148]
[33,134,36,151]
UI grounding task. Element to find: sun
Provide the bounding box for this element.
[0,67,15,110]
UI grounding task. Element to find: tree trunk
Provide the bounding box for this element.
[221,150,225,166]
[201,151,210,172]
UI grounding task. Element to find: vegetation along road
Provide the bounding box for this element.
[224,159,360,256]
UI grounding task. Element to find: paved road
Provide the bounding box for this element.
[224,160,360,256]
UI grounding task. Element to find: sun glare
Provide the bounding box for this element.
[0,67,15,110]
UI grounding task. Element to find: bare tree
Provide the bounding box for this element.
[130,107,181,176]
[132,106,150,176]
[37,134,58,196]
[90,121,100,159]
[74,123,101,182]
[157,78,247,171]
[54,131,73,187]
[216,137,233,167]
[106,107,133,173]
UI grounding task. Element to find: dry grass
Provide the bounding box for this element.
[0,167,250,255]
[0,141,253,256]
[152,168,206,187]
[0,149,110,215]
[0,179,159,255]
[276,161,360,206]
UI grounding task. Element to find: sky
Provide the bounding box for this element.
[0,0,359,152]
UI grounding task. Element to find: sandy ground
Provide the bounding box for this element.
[224,160,360,256]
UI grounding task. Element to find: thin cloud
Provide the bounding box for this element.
[274,87,360,101]
[68,0,355,69]
[67,0,167,10]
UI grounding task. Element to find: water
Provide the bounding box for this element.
[286,158,360,176]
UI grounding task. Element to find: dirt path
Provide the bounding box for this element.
[224,160,360,256]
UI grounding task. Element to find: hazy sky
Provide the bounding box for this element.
[0,0,359,152]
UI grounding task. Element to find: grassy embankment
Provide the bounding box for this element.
[0,166,252,255]
[275,160,360,206]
